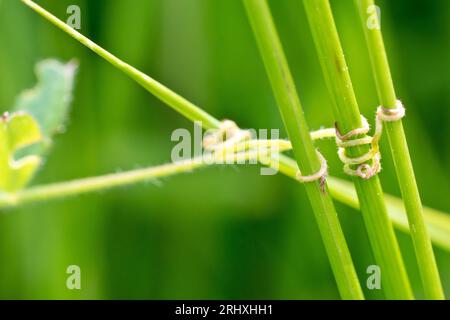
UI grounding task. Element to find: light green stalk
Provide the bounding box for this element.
[1,152,450,255]
[0,148,273,207]
[21,0,220,130]
[355,0,444,299]
[243,0,363,299]
[276,157,450,252]
[303,0,413,299]
[326,176,450,253]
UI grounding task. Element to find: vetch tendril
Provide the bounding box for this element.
[202,120,252,152]
[376,99,406,122]
[204,104,405,182]
[335,101,405,180]
[335,115,382,180]
[296,150,328,192]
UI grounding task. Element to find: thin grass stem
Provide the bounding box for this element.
[276,155,450,252]
[243,0,363,299]
[303,0,413,299]
[354,0,444,299]
[21,0,221,130]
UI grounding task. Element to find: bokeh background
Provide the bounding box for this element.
[0,0,449,299]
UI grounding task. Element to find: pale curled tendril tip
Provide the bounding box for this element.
[296,150,328,192]
[202,120,252,152]
[376,99,406,122]
[335,115,381,180]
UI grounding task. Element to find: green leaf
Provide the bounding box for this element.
[0,59,78,192]
[9,155,41,192]
[0,112,43,192]
[13,59,78,154]
[7,111,41,150]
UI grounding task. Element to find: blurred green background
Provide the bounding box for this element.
[0,0,449,299]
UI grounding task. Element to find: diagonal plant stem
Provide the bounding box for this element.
[1,150,450,254]
[275,157,450,253]
[23,0,364,299]
[354,0,444,299]
[21,0,220,130]
[303,0,413,299]
[243,0,363,299]
[326,176,450,253]
[0,148,276,208]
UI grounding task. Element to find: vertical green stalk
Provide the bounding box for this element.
[244,0,363,299]
[303,0,413,299]
[355,0,444,299]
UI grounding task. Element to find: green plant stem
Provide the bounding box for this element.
[355,0,444,299]
[303,0,413,299]
[1,152,450,254]
[0,149,269,207]
[243,0,363,300]
[326,175,450,253]
[276,156,450,252]
[21,0,220,130]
